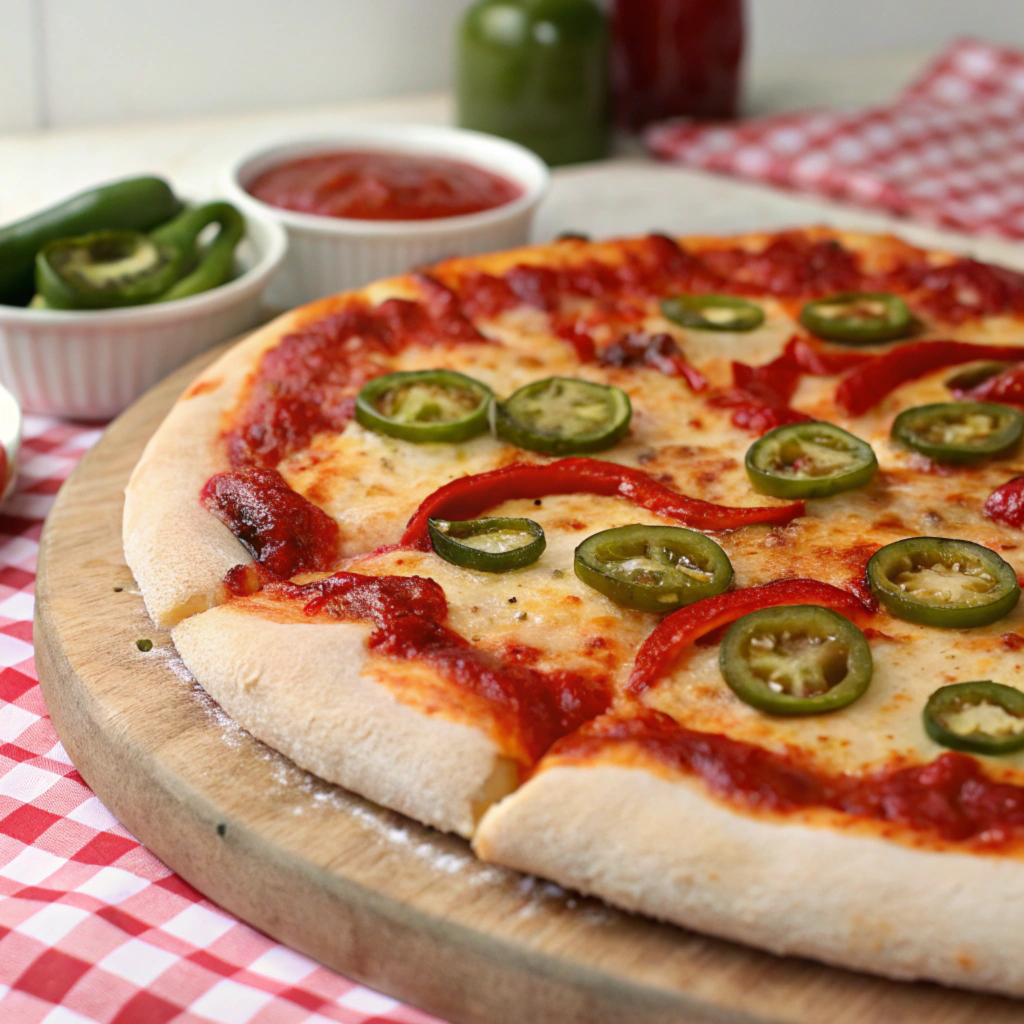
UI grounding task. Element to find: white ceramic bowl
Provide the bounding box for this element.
[0,382,22,503]
[0,212,287,420]
[223,125,550,309]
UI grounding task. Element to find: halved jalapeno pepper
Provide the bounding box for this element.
[923,681,1024,755]
[891,401,1023,464]
[719,605,872,716]
[356,370,493,443]
[799,292,914,344]
[661,294,765,332]
[574,524,733,613]
[428,516,545,572]
[867,537,1020,629]
[495,377,632,455]
[746,421,877,499]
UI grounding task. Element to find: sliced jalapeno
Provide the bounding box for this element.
[923,681,1024,755]
[356,370,493,443]
[799,292,913,344]
[891,401,1023,464]
[867,537,1020,629]
[746,421,877,499]
[946,361,1012,395]
[661,294,765,332]
[574,525,732,613]
[719,605,872,716]
[428,517,545,572]
[495,376,631,455]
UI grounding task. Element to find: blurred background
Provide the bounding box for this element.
[2,0,1023,132]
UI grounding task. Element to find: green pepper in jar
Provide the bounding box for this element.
[457,0,611,166]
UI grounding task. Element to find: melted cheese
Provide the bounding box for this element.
[259,246,1024,788]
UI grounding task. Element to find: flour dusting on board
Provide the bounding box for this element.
[148,635,613,922]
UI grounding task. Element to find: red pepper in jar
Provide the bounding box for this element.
[611,0,745,130]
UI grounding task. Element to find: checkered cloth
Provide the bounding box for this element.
[0,417,445,1024]
[647,38,1024,238]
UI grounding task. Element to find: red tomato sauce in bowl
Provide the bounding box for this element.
[246,150,523,222]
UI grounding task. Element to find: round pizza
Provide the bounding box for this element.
[123,227,1024,997]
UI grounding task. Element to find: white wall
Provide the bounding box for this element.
[2,0,1024,133]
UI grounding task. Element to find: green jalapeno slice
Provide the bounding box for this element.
[923,681,1024,755]
[356,370,494,443]
[661,294,765,332]
[799,292,914,344]
[867,537,1020,629]
[428,517,545,572]
[719,605,872,716]
[495,376,632,455]
[745,421,877,499]
[891,401,1023,464]
[574,525,733,613]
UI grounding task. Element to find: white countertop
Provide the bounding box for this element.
[0,49,934,226]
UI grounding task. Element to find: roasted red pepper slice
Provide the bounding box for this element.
[985,476,1024,529]
[967,363,1024,406]
[627,578,866,695]
[401,457,803,549]
[782,335,873,376]
[599,332,709,392]
[836,342,1024,417]
[202,467,339,578]
[710,353,812,435]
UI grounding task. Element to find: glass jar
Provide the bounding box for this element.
[457,0,611,167]
[611,0,745,131]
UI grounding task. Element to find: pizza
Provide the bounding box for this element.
[123,227,1024,997]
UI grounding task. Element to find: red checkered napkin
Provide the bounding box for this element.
[647,38,1024,238]
[0,417,446,1023]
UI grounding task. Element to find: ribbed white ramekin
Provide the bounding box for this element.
[0,213,287,420]
[222,125,550,309]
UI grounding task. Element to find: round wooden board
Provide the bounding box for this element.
[34,341,1023,1024]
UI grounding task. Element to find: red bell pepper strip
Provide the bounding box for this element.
[627,578,867,695]
[968,363,1024,405]
[599,332,709,392]
[985,476,1024,529]
[401,457,803,549]
[782,335,873,376]
[836,342,1024,416]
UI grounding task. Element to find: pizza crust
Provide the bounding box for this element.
[172,603,517,837]
[123,305,332,627]
[473,763,1024,996]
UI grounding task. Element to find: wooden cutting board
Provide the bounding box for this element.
[32,338,1024,1024]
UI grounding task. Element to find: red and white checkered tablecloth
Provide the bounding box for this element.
[647,38,1024,238]
[0,416,446,1024]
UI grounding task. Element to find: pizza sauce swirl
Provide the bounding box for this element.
[226,290,485,468]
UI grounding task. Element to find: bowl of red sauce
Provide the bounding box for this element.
[224,125,549,308]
